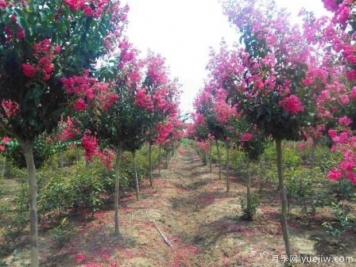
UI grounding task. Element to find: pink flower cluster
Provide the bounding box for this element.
[1,100,20,117]
[0,136,11,153]
[135,88,154,112]
[279,95,304,115]
[327,125,356,184]
[240,133,253,142]
[197,140,210,153]
[61,71,118,111]
[81,131,99,161]
[22,39,59,81]
[65,0,110,18]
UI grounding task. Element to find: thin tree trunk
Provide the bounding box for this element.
[76,147,80,163]
[165,149,169,169]
[133,151,139,201]
[1,156,6,177]
[21,141,39,267]
[216,140,222,180]
[225,141,230,192]
[114,144,123,237]
[258,156,265,194]
[59,151,64,168]
[246,157,252,219]
[209,140,212,173]
[310,138,317,177]
[202,150,207,165]
[158,145,162,175]
[149,142,153,187]
[276,139,291,262]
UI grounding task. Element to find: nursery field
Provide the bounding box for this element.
[0,144,355,267]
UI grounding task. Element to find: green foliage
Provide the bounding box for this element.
[229,149,245,171]
[263,141,300,167]
[240,193,260,221]
[323,202,353,237]
[285,167,329,224]
[49,218,72,249]
[37,171,74,218]
[180,139,191,146]
[0,0,125,142]
[0,178,29,257]
[337,179,356,200]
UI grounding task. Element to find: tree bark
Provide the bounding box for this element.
[216,140,222,180]
[158,145,162,176]
[148,142,153,187]
[59,151,64,168]
[276,139,291,262]
[225,141,230,192]
[246,157,252,219]
[209,140,212,173]
[165,148,169,169]
[133,151,140,201]
[1,156,6,177]
[21,141,39,267]
[114,144,123,237]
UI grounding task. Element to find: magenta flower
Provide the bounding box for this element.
[279,94,304,115]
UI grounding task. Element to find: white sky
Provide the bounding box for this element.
[121,0,329,114]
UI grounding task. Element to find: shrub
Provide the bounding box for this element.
[240,192,260,221]
[285,167,329,224]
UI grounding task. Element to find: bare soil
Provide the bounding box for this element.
[1,146,356,266]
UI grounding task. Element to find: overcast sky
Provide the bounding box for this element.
[121,0,329,114]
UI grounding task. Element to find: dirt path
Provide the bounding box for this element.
[3,145,356,266]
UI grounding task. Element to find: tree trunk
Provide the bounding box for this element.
[76,147,80,163]
[158,145,162,176]
[165,149,169,169]
[209,140,212,173]
[216,140,222,179]
[202,150,207,165]
[310,137,317,176]
[149,142,153,187]
[21,141,39,267]
[59,151,64,168]
[258,156,265,194]
[133,151,139,201]
[225,141,230,192]
[246,157,252,219]
[276,139,291,262]
[114,144,123,237]
[1,156,6,177]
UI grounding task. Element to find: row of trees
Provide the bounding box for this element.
[0,1,183,266]
[189,0,356,264]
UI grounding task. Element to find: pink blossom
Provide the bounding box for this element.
[1,137,11,144]
[22,64,37,78]
[338,116,352,126]
[81,132,98,161]
[0,1,6,8]
[2,100,20,117]
[75,253,86,263]
[279,95,304,115]
[327,168,342,181]
[241,133,253,142]
[351,87,356,99]
[73,98,87,111]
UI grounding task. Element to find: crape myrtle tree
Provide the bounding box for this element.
[188,111,214,168]
[155,114,184,169]
[0,1,128,265]
[193,88,227,180]
[222,0,317,261]
[75,39,148,236]
[137,52,180,185]
[76,43,180,235]
[314,0,356,184]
